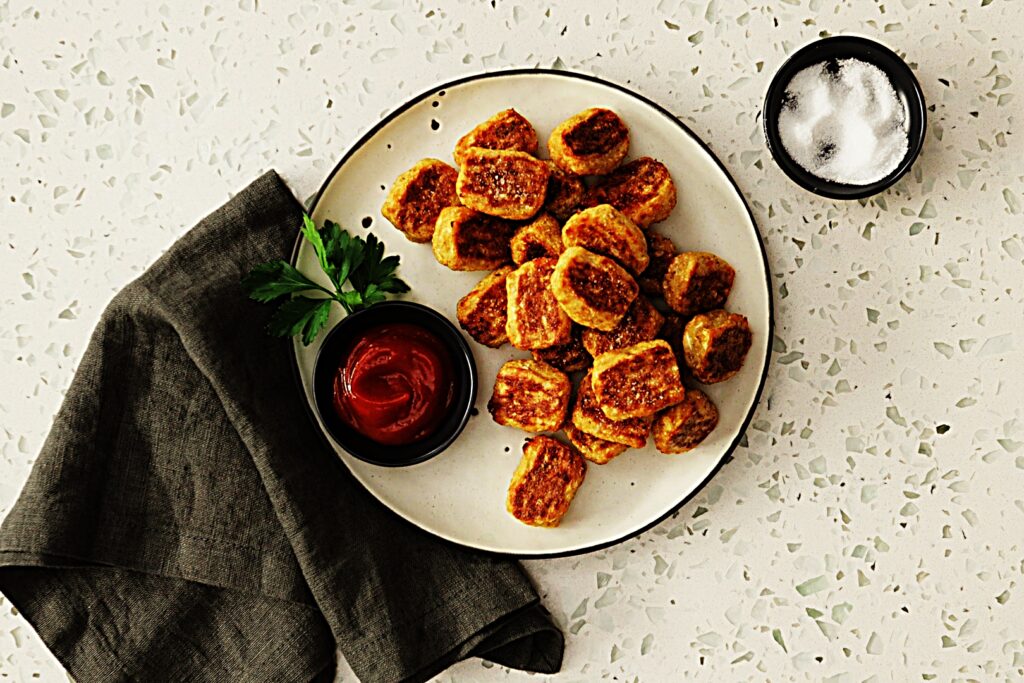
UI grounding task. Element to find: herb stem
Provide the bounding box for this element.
[334,295,354,315]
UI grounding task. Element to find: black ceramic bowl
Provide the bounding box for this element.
[763,35,926,200]
[312,301,477,467]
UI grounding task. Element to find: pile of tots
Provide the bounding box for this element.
[382,107,752,528]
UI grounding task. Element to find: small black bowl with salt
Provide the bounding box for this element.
[763,35,926,200]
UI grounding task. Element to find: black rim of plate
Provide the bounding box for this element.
[289,67,775,559]
[762,35,927,200]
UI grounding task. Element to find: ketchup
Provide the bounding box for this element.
[332,323,454,445]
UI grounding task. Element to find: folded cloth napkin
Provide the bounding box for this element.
[0,171,563,682]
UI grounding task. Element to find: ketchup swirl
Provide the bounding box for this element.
[332,323,453,445]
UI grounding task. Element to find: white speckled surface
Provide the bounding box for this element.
[2,0,1022,680]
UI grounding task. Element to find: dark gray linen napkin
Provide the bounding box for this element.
[0,171,563,682]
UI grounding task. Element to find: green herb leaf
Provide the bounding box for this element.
[321,219,363,288]
[241,260,325,302]
[301,214,330,276]
[338,232,366,289]
[266,296,333,346]
[350,233,409,296]
[319,220,344,286]
[244,214,409,345]
[375,272,411,294]
[338,289,364,311]
[360,283,387,308]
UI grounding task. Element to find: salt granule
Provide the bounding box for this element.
[777,58,909,186]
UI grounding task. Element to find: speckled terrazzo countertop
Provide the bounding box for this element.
[2,0,1022,680]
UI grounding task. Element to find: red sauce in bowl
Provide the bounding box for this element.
[332,323,454,446]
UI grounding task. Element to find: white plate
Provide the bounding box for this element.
[293,70,772,557]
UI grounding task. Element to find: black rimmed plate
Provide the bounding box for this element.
[290,69,773,557]
[763,35,927,200]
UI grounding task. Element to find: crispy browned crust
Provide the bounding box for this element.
[586,157,676,228]
[562,204,649,275]
[453,108,538,167]
[457,266,513,348]
[663,251,735,317]
[683,309,752,384]
[506,257,573,350]
[564,423,628,465]
[507,435,586,527]
[456,148,549,220]
[488,359,571,433]
[381,159,459,242]
[638,231,677,296]
[551,246,639,332]
[571,370,651,448]
[511,213,564,265]
[548,108,629,175]
[653,388,719,454]
[543,161,586,221]
[582,295,664,357]
[532,324,592,373]
[432,206,515,271]
[592,340,686,420]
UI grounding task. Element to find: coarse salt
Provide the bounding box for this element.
[777,57,909,186]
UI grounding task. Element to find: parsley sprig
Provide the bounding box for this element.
[242,214,410,345]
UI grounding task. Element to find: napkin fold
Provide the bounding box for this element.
[0,171,563,682]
